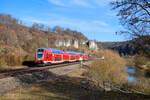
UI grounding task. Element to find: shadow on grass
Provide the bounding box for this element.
[14,70,150,100]
[39,76,150,100]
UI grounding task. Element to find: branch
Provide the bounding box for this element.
[143,0,150,8]
[131,2,150,17]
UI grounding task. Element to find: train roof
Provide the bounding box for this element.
[38,47,63,54]
[52,49,63,54]
[38,47,86,55]
[77,52,83,55]
[83,53,88,55]
[61,50,84,55]
[65,51,77,55]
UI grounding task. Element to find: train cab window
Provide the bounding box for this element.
[37,54,43,58]
[37,49,44,59]
[37,49,44,52]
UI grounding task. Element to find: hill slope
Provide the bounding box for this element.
[0,14,91,67]
[100,41,138,55]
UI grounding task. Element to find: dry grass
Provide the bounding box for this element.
[0,65,28,71]
[0,47,27,66]
[0,76,148,100]
[0,83,69,100]
[89,49,150,94]
[0,46,34,70]
[89,49,127,84]
[123,81,150,94]
[0,66,149,100]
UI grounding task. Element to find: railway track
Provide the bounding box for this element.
[0,61,84,79]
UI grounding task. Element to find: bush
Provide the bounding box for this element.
[23,54,34,61]
[88,49,127,85]
[0,58,7,68]
[0,48,28,67]
[134,55,149,68]
[5,53,23,66]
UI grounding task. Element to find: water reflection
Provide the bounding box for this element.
[126,66,137,82]
[126,66,136,74]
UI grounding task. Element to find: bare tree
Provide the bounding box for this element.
[31,23,45,30]
[31,23,39,29]
[111,0,150,55]
[52,26,63,33]
[0,14,19,24]
[111,0,150,38]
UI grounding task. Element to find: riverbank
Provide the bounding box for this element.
[124,56,150,93]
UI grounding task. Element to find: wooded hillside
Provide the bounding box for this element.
[0,14,88,67]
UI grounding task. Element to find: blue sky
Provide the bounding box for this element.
[0,0,125,42]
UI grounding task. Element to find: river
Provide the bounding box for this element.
[126,66,138,82]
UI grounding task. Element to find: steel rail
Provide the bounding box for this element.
[0,61,85,79]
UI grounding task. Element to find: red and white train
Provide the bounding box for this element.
[35,47,88,65]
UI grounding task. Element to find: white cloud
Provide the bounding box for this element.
[22,16,47,24]
[93,20,109,26]
[21,14,118,41]
[93,0,114,6]
[47,0,94,8]
[70,0,94,8]
[22,15,114,34]
[47,0,66,6]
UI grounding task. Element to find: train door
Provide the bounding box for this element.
[48,53,53,62]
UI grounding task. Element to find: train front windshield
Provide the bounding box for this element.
[37,49,44,59]
[37,54,43,58]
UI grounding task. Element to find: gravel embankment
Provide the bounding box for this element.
[0,61,92,95]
